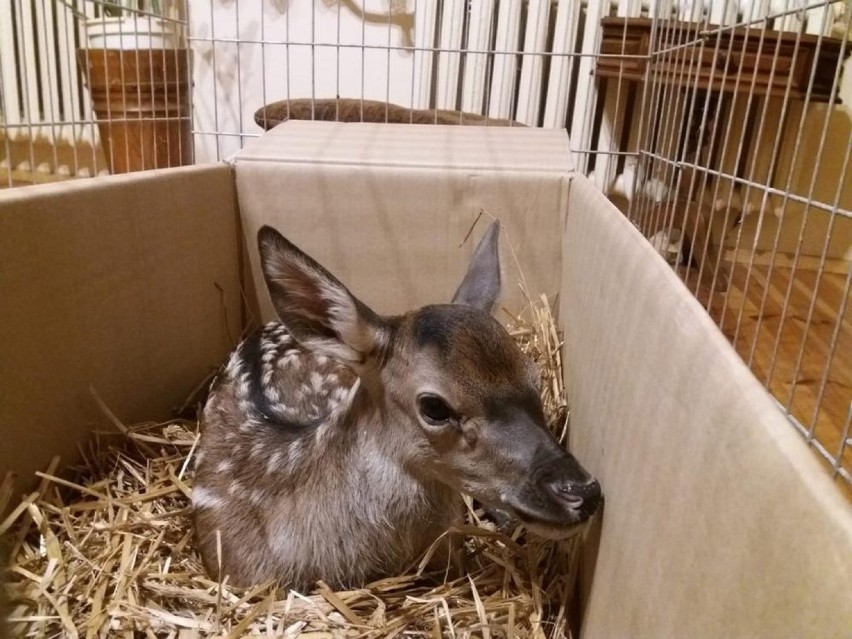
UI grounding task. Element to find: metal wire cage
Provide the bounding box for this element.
[0,0,190,182]
[1,0,850,492]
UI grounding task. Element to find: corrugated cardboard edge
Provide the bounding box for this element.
[0,164,243,502]
[232,120,576,173]
[562,174,852,638]
[231,122,572,321]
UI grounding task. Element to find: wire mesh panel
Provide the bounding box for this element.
[611,0,852,490]
[2,0,850,490]
[0,0,191,186]
[188,0,850,490]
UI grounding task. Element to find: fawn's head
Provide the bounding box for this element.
[258,222,601,537]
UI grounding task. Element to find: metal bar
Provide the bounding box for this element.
[409,0,418,118]
[385,0,392,121]
[435,0,464,111]
[209,0,220,161]
[186,34,657,61]
[515,0,550,126]
[488,0,522,119]
[0,23,14,188]
[626,0,662,228]
[412,0,438,111]
[569,0,608,174]
[235,0,244,149]
[335,0,340,120]
[780,4,850,417]
[469,0,497,119]
[14,0,38,175]
[360,0,365,119]
[774,396,852,487]
[730,18,802,351]
[835,403,852,477]
[542,0,580,128]
[745,17,818,371]
[640,155,852,220]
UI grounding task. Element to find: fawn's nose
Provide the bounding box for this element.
[545,478,602,515]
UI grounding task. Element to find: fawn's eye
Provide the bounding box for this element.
[418,394,455,425]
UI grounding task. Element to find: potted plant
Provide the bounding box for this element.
[85,1,179,50]
[76,0,192,174]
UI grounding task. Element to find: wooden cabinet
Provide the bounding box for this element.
[595,17,848,102]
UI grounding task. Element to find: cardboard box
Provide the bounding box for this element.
[2,122,850,637]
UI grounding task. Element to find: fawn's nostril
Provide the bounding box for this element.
[546,478,602,510]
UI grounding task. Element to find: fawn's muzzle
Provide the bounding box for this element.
[502,446,602,535]
[544,476,602,517]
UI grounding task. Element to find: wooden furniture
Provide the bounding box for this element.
[595,17,847,102]
[77,49,192,174]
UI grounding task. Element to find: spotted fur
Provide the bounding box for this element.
[193,221,601,590]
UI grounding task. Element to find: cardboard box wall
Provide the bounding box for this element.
[1,122,850,638]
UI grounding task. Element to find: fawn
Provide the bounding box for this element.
[192,220,601,589]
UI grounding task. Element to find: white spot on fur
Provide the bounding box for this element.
[340,378,361,412]
[314,420,335,445]
[267,450,283,474]
[192,486,225,510]
[310,371,325,392]
[228,481,242,496]
[264,386,280,403]
[225,353,242,377]
[287,439,307,467]
[216,460,232,474]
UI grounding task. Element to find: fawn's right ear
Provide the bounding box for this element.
[451,219,502,312]
[257,226,389,368]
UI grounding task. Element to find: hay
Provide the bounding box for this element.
[2,297,585,638]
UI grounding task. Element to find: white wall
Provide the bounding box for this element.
[190,0,421,163]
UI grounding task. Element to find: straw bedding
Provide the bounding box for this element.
[1,296,586,638]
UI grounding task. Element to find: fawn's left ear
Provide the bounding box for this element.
[451,220,502,313]
[257,226,390,368]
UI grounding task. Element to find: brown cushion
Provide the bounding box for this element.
[254,98,526,130]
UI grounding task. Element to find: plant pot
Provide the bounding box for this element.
[84,16,179,50]
[76,48,192,174]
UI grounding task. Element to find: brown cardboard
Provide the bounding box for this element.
[1,123,850,637]
[562,175,852,638]
[233,121,571,320]
[0,165,242,494]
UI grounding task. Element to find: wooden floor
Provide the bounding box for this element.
[682,257,852,499]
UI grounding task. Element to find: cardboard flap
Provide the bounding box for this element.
[0,166,242,492]
[233,122,572,321]
[234,120,576,172]
[562,175,852,638]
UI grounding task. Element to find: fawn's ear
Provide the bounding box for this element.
[451,219,502,312]
[258,226,389,367]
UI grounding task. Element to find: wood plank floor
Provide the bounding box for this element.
[681,258,852,499]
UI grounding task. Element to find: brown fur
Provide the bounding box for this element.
[254,98,527,130]
[193,222,600,590]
